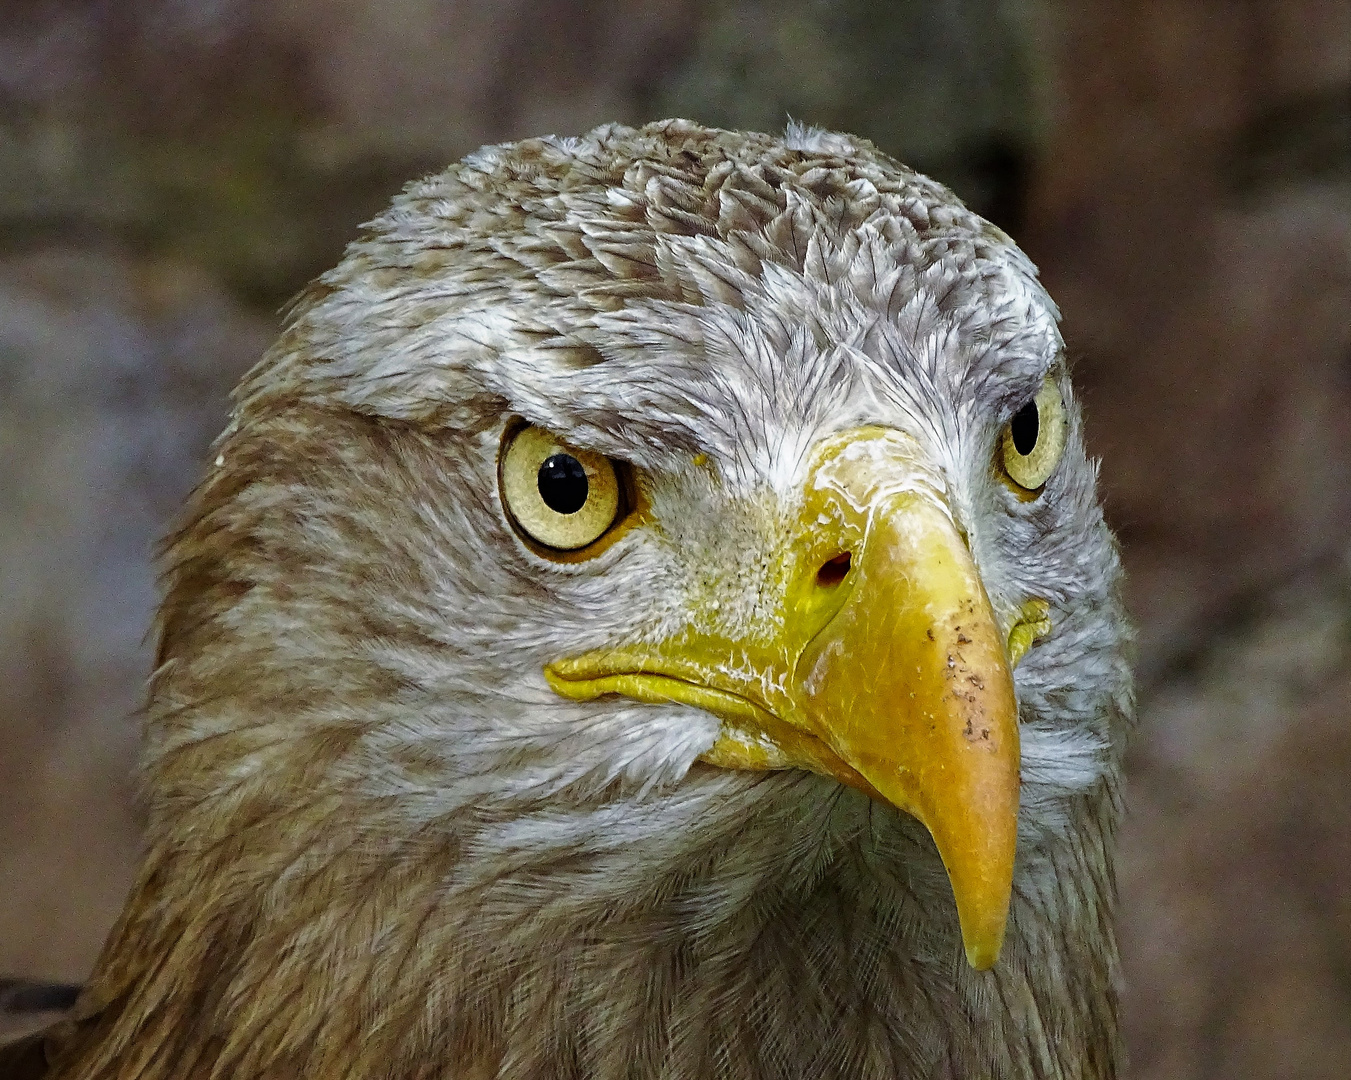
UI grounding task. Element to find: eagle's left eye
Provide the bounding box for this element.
[500,425,622,551]
[999,378,1067,493]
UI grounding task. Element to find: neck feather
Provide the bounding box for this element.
[50,766,1122,1080]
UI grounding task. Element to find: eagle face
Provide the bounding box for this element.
[80,121,1130,1079]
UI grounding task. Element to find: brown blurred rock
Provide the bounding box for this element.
[1120,552,1351,1080]
[0,250,271,981]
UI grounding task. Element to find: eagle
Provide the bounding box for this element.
[5,119,1132,1079]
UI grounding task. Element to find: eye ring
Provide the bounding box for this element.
[500,424,624,552]
[999,378,1067,494]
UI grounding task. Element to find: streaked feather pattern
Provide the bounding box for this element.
[11,120,1131,1080]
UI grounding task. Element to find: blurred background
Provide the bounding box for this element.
[0,1,1348,1075]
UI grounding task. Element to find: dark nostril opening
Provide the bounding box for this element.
[816,552,852,588]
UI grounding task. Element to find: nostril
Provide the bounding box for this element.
[816,552,852,588]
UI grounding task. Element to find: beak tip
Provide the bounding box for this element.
[952,878,1013,971]
[963,937,1003,971]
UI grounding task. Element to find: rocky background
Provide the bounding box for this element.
[1,1,1348,1075]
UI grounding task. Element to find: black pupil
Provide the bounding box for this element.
[1010,401,1040,456]
[538,454,589,515]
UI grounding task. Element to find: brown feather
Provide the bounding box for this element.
[35,121,1131,1079]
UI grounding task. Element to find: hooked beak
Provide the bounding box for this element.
[546,428,1027,969]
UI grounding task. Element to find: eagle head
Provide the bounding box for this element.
[52,120,1131,1080]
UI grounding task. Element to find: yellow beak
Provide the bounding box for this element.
[545,428,1023,969]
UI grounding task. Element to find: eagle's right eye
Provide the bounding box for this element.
[500,425,622,551]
